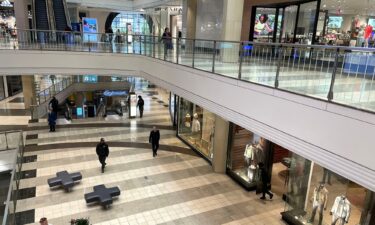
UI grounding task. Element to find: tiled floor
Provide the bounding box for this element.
[16,83,287,225]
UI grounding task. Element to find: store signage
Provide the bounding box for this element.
[1,0,12,7]
[129,93,137,118]
[82,17,98,42]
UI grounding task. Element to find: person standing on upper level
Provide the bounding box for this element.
[162,27,172,56]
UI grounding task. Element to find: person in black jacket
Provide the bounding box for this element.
[149,126,160,157]
[259,162,273,200]
[96,138,109,173]
[137,96,144,118]
[49,96,59,114]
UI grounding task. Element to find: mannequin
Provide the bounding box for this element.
[191,113,201,133]
[309,183,328,225]
[184,113,191,127]
[330,195,351,225]
[244,142,264,181]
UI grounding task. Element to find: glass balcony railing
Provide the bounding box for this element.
[4,29,375,113]
[1,131,24,225]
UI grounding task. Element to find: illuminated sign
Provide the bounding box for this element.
[129,93,137,118]
[0,0,12,7]
[76,107,83,116]
[82,17,98,42]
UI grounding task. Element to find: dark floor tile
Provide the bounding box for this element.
[18,170,37,179]
[9,97,24,103]
[26,134,38,140]
[15,187,36,200]
[22,155,37,163]
[14,209,35,225]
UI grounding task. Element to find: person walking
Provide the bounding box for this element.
[47,109,57,132]
[149,126,160,157]
[96,138,109,173]
[39,217,53,225]
[49,96,59,114]
[161,27,172,57]
[259,162,273,200]
[137,95,144,118]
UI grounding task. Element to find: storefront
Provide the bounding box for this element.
[248,0,375,47]
[177,97,216,161]
[282,157,375,225]
[169,92,178,127]
[226,123,375,225]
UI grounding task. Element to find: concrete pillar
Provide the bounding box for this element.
[3,76,9,98]
[160,8,169,33]
[14,0,28,30]
[68,6,79,23]
[182,0,197,39]
[22,75,36,109]
[220,0,244,62]
[212,116,230,173]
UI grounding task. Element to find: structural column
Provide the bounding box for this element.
[212,116,230,173]
[182,0,197,39]
[220,0,244,62]
[14,0,29,44]
[22,75,36,109]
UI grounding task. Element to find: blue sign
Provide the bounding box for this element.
[71,23,81,32]
[103,90,128,97]
[83,75,97,83]
[76,107,83,116]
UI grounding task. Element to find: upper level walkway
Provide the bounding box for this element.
[0,30,375,192]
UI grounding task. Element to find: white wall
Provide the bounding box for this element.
[0,50,375,191]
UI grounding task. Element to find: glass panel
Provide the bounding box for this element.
[178,98,215,160]
[194,40,214,72]
[214,41,240,78]
[227,125,270,186]
[179,39,194,67]
[275,8,284,43]
[296,1,318,44]
[278,45,334,99]
[281,5,298,43]
[315,11,328,44]
[253,8,277,43]
[284,161,374,225]
[240,44,278,86]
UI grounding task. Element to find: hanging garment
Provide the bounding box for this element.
[191,118,201,132]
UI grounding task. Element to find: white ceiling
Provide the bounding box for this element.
[67,0,181,11]
[321,0,375,16]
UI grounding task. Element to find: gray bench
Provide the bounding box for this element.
[47,171,82,191]
[84,184,121,208]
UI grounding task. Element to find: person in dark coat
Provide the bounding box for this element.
[49,96,59,114]
[149,126,160,157]
[47,110,57,132]
[96,138,109,173]
[259,162,273,200]
[137,96,144,118]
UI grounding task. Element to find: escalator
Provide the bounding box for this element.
[52,0,68,31]
[34,0,50,30]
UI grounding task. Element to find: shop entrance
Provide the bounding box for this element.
[250,0,319,44]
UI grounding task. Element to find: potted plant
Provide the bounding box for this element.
[70,218,90,225]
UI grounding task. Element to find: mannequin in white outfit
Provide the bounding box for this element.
[191,113,201,133]
[330,195,351,225]
[309,183,328,225]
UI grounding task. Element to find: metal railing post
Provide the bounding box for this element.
[132,35,135,53]
[212,41,217,73]
[139,35,142,54]
[176,38,180,64]
[274,45,283,88]
[144,35,147,56]
[238,42,244,80]
[153,36,156,58]
[192,39,196,68]
[327,48,340,101]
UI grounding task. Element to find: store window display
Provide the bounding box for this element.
[177,98,216,160]
[282,161,374,225]
[226,125,271,189]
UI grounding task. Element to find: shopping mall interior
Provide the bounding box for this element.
[0,0,375,225]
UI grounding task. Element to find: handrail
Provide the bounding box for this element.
[1,130,23,225]
[3,28,375,113]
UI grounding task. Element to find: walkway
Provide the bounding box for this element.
[15,83,286,225]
